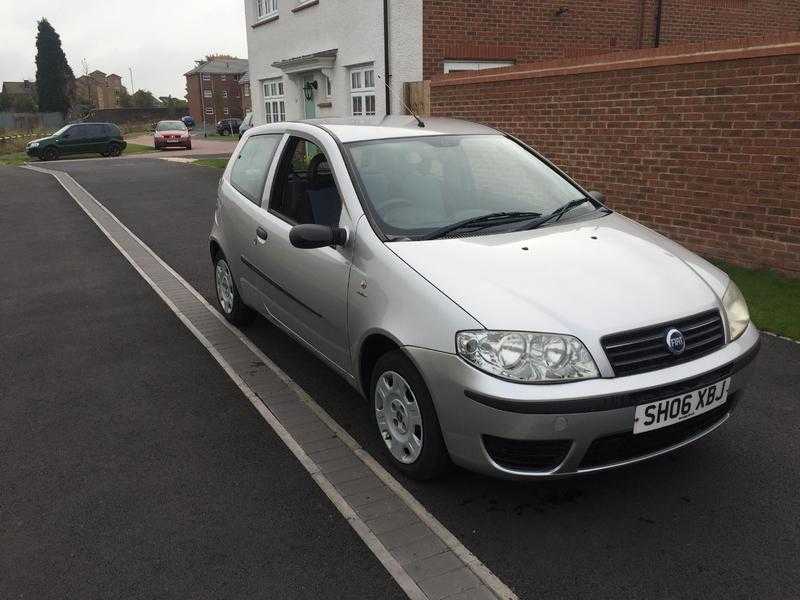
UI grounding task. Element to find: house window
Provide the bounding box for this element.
[223,90,228,99]
[349,65,375,116]
[224,107,230,115]
[244,84,250,97]
[256,0,278,19]
[202,73,211,81]
[325,75,333,97]
[204,89,212,98]
[263,78,286,123]
[205,106,214,115]
[442,60,514,73]
[221,75,227,82]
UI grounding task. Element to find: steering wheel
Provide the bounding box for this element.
[378,198,415,224]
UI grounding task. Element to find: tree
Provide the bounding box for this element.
[118,88,132,108]
[131,89,160,108]
[13,95,38,113]
[35,19,75,115]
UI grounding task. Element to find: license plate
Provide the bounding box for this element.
[633,378,731,434]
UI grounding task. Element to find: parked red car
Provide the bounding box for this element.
[154,120,192,150]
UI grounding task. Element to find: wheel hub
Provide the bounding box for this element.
[374,370,423,464]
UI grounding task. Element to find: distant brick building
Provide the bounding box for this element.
[239,72,252,114]
[75,70,127,109]
[1,80,37,109]
[184,58,248,128]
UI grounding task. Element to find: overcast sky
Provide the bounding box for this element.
[1,1,247,98]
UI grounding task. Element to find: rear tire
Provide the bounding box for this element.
[370,351,451,480]
[107,142,122,157]
[186,142,192,150]
[42,147,58,161]
[213,252,254,326]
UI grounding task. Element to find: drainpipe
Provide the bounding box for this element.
[654,0,664,47]
[637,0,646,48]
[383,0,391,115]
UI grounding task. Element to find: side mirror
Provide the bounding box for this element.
[588,190,605,203]
[289,224,347,249]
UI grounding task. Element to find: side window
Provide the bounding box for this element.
[269,137,343,227]
[229,134,281,205]
[68,125,87,140]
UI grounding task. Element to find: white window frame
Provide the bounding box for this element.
[205,106,214,115]
[262,78,286,123]
[202,73,211,81]
[244,84,250,97]
[442,60,514,73]
[324,75,333,98]
[349,65,376,117]
[256,0,278,20]
[203,89,212,98]
[220,75,227,82]
[223,90,228,99]
[224,107,230,115]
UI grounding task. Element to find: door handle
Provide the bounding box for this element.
[256,227,268,243]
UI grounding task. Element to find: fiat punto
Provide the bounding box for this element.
[209,117,760,480]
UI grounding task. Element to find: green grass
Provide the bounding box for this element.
[715,261,800,340]
[193,158,228,169]
[123,142,156,156]
[0,152,30,165]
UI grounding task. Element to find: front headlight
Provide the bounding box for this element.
[28,141,39,148]
[722,281,750,341]
[456,330,599,383]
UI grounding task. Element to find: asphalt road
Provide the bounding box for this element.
[8,157,800,599]
[0,166,404,600]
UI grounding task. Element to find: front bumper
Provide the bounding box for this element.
[155,138,189,148]
[407,322,761,479]
[26,146,40,157]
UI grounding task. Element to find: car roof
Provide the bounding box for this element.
[251,116,499,143]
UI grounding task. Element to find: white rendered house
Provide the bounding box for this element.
[244,0,423,124]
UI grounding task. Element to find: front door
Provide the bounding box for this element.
[303,79,316,119]
[57,124,91,155]
[248,134,351,372]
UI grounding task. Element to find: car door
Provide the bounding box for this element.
[220,133,284,310]
[57,124,88,155]
[247,134,353,372]
[85,124,106,153]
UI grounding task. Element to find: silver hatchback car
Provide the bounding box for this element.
[210,116,760,480]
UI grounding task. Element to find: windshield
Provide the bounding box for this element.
[347,135,591,239]
[157,121,187,131]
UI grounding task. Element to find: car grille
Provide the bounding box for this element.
[602,309,725,377]
[579,401,731,469]
[483,436,571,472]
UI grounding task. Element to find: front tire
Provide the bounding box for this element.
[214,253,254,326]
[42,147,58,161]
[371,351,451,480]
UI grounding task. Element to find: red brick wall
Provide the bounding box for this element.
[423,1,800,79]
[429,36,800,275]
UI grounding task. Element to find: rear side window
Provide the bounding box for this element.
[229,134,281,205]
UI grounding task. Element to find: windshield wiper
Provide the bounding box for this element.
[421,211,542,240]
[515,198,596,231]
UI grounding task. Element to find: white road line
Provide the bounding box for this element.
[24,164,518,600]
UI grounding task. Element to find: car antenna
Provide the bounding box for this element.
[376,73,425,128]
